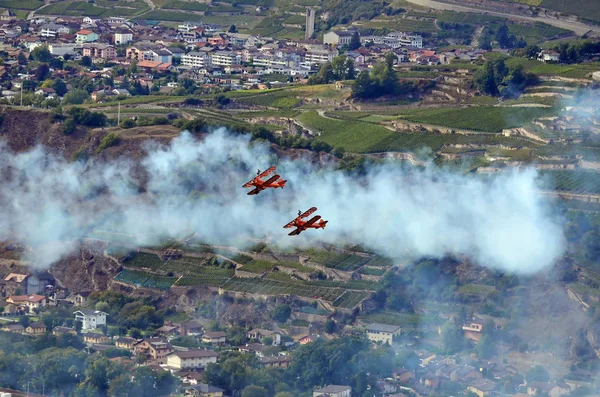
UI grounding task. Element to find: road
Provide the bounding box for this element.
[404,0,600,36]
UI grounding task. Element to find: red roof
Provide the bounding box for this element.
[77,30,93,35]
[7,294,46,303]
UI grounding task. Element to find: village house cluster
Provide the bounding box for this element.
[0,10,473,101]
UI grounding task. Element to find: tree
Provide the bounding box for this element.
[352,70,374,98]
[325,319,336,334]
[583,229,600,261]
[32,45,52,62]
[271,304,291,323]
[262,336,273,346]
[526,365,549,382]
[35,63,50,81]
[474,61,499,96]
[80,56,92,67]
[479,29,492,50]
[63,89,90,105]
[53,79,68,96]
[440,321,463,354]
[229,24,238,33]
[120,118,136,129]
[477,334,496,358]
[242,385,268,397]
[349,31,361,50]
[495,24,510,48]
[17,52,27,65]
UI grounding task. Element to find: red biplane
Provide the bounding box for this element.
[283,207,328,236]
[242,166,287,195]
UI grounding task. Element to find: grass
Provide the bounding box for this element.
[360,311,440,330]
[457,284,497,296]
[503,57,600,79]
[395,106,557,133]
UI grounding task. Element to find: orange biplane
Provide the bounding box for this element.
[242,166,287,195]
[283,207,328,236]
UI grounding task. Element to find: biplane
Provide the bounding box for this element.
[242,166,287,195]
[283,207,328,236]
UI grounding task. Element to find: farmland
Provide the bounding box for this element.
[297,248,373,271]
[538,170,600,195]
[37,0,148,17]
[540,0,600,23]
[0,0,42,10]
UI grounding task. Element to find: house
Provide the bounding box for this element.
[6,294,48,314]
[238,343,266,357]
[114,30,133,45]
[48,43,77,57]
[451,365,482,382]
[467,379,497,397]
[53,326,76,336]
[313,385,352,397]
[1,10,16,22]
[299,334,325,345]
[157,325,179,337]
[72,291,92,307]
[259,355,291,369]
[323,31,354,46]
[40,23,70,38]
[538,50,560,63]
[35,88,56,97]
[74,309,108,331]
[4,273,50,295]
[76,29,99,43]
[202,331,227,345]
[83,333,111,345]
[134,337,174,364]
[115,336,138,350]
[82,44,116,59]
[527,382,570,397]
[366,323,401,345]
[178,321,203,336]
[246,329,281,345]
[392,368,415,382]
[181,383,224,397]
[166,349,219,371]
[26,322,47,335]
[1,323,25,333]
[462,323,483,342]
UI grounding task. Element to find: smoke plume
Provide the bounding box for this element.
[0,130,565,274]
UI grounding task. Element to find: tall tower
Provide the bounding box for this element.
[305,7,315,40]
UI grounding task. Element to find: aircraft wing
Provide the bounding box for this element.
[304,215,321,226]
[242,179,255,188]
[258,166,276,179]
[262,174,280,186]
[283,219,297,228]
[247,187,261,195]
[288,228,302,236]
[300,207,317,219]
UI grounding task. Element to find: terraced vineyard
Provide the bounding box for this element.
[538,170,600,194]
[299,248,372,271]
[114,269,177,290]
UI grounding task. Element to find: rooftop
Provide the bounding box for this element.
[172,349,219,359]
[314,385,351,394]
[366,323,402,333]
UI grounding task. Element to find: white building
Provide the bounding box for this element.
[366,323,401,345]
[114,30,133,45]
[386,32,423,48]
[39,23,70,38]
[323,31,354,46]
[74,309,108,331]
[182,51,211,68]
[166,350,219,371]
[313,385,352,397]
[305,49,335,65]
[211,51,241,66]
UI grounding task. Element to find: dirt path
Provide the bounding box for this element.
[404,0,599,35]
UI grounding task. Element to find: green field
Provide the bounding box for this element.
[298,248,372,271]
[541,0,600,23]
[142,10,204,22]
[503,57,600,79]
[396,106,557,132]
[358,17,438,33]
[538,170,600,194]
[457,284,497,296]
[0,0,42,10]
[37,0,147,16]
[160,0,209,11]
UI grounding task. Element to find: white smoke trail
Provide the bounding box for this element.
[0,129,564,274]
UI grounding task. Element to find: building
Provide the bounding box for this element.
[259,355,291,369]
[313,385,351,397]
[2,323,25,333]
[74,309,108,331]
[247,329,281,346]
[210,51,241,66]
[182,51,211,68]
[366,323,401,345]
[114,30,133,45]
[467,379,497,397]
[181,384,224,397]
[305,49,335,65]
[53,326,76,336]
[134,338,174,364]
[76,30,99,43]
[202,331,227,345]
[462,323,483,342]
[1,10,16,22]
[115,336,138,350]
[83,333,111,345]
[538,50,560,63]
[26,322,47,335]
[6,294,48,314]
[305,7,316,40]
[82,44,116,59]
[323,31,353,46]
[71,291,92,307]
[386,32,423,48]
[48,43,77,57]
[3,273,51,295]
[166,349,219,371]
[40,23,70,38]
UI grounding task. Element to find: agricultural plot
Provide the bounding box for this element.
[37,0,147,16]
[0,0,42,10]
[540,0,600,23]
[299,248,372,271]
[360,311,438,330]
[234,90,302,108]
[457,284,497,296]
[504,57,600,79]
[538,170,600,194]
[142,10,205,22]
[332,291,370,308]
[114,269,176,290]
[359,267,387,276]
[175,267,234,286]
[358,16,438,33]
